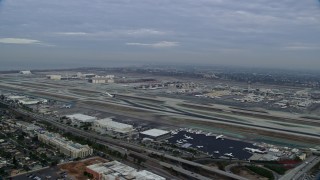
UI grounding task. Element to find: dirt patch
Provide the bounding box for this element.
[231,166,268,180]
[58,157,108,180]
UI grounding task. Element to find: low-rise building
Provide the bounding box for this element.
[15,121,42,135]
[19,71,32,75]
[139,129,170,141]
[66,113,97,126]
[46,75,62,80]
[38,132,93,158]
[93,118,134,135]
[86,161,165,180]
[89,75,115,84]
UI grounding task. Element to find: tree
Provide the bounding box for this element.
[51,160,58,166]
[123,154,127,160]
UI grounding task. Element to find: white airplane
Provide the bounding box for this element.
[197,146,203,148]
[184,134,193,139]
[105,92,114,97]
[195,94,204,97]
[216,135,224,139]
[176,140,183,144]
[244,147,266,154]
[213,151,219,154]
[171,131,178,135]
[224,153,233,157]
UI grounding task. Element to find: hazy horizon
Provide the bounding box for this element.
[1,0,320,70]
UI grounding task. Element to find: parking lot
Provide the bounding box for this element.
[12,166,72,180]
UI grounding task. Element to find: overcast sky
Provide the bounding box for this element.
[0,0,320,70]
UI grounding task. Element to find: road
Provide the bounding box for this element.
[279,155,320,180]
[224,163,280,180]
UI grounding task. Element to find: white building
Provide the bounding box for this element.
[86,161,165,180]
[7,95,26,101]
[139,129,170,141]
[38,132,93,158]
[46,75,62,80]
[66,113,97,126]
[19,70,32,75]
[93,118,133,135]
[7,95,47,105]
[89,75,115,84]
[83,73,96,78]
[18,99,40,105]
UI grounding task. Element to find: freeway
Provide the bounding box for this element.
[11,106,247,180]
[279,156,320,180]
[159,162,213,180]
[224,163,280,180]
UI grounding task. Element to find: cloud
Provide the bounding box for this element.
[0,38,41,44]
[126,41,179,48]
[126,29,167,36]
[53,29,167,38]
[55,32,89,36]
[0,38,54,46]
[283,43,320,50]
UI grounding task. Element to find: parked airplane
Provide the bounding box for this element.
[224,153,234,157]
[184,134,193,139]
[216,135,224,139]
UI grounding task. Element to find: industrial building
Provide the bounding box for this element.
[7,95,47,105]
[38,132,93,158]
[66,113,97,126]
[93,118,134,135]
[139,129,171,141]
[19,70,32,75]
[86,161,165,180]
[89,75,115,84]
[46,75,62,80]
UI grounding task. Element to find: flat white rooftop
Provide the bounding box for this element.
[8,95,25,100]
[95,118,133,133]
[66,113,97,122]
[97,118,132,128]
[87,161,165,180]
[135,170,166,180]
[140,129,169,137]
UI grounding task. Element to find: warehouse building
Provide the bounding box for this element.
[7,95,47,105]
[86,161,165,180]
[66,113,97,126]
[93,118,134,135]
[38,132,93,158]
[139,129,171,141]
[89,75,115,84]
[19,70,32,75]
[46,75,62,80]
